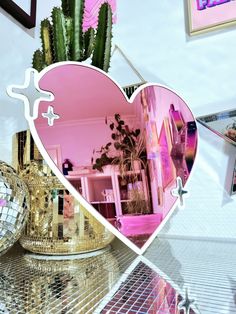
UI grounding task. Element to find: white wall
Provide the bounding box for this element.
[111,1,236,117]
[0,0,60,164]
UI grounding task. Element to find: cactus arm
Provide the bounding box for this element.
[40,19,53,66]
[84,27,95,60]
[61,0,70,17]
[51,7,69,62]
[32,49,45,72]
[92,3,113,72]
[65,16,73,59]
[71,0,85,61]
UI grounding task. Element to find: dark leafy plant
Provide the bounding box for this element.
[91,142,113,172]
[92,114,147,176]
[92,114,151,214]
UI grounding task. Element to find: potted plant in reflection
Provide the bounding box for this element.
[91,142,113,173]
[91,114,161,237]
[92,113,147,177]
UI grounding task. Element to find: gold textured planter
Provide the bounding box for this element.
[19,161,114,255]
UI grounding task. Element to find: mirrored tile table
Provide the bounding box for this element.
[144,236,236,314]
[0,240,136,314]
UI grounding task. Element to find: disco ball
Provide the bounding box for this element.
[0,161,30,255]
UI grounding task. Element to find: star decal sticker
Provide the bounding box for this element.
[178,288,195,314]
[42,106,60,126]
[171,177,188,208]
[7,68,53,121]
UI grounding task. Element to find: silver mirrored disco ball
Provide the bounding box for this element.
[0,161,30,255]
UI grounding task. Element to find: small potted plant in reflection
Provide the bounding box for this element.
[92,113,147,177]
[91,142,114,173]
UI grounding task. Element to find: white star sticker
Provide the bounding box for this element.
[42,106,60,126]
[178,289,195,314]
[7,68,53,121]
[171,177,188,208]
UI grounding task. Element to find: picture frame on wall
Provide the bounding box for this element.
[159,119,175,191]
[198,109,236,196]
[231,160,236,195]
[0,0,37,29]
[187,0,236,35]
[197,109,236,146]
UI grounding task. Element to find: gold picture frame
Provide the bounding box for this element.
[187,0,236,36]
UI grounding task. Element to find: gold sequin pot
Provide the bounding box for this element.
[19,161,114,255]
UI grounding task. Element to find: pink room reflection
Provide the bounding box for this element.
[35,64,197,247]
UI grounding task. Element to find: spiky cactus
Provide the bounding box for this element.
[84,27,95,59]
[51,7,69,61]
[32,0,114,72]
[70,0,85,61]
[41,19,53,66]
[92,3,112,73]
[32,50,45,72]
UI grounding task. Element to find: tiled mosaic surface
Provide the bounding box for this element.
[0,241,136,314]
[96,261,196,314]
[144,237,236,314]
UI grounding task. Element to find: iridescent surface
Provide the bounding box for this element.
[97,262,193,314]
[0,161,29,255]
[0,241,136,313]
[19,161,114,255]
[144,237,236,314]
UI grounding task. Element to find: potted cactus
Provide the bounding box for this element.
[32,0,114,72]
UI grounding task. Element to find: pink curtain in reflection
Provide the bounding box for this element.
[83,0,117,32]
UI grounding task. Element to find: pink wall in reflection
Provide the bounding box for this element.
[83,0,117,32]
[38,116,139,167]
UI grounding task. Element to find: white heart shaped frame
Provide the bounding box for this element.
[7,62,198,254]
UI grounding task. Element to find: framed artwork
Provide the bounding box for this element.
[232,160,236,195]
[197,109,236,146]
[0,0,37,29]
[146,120,159,160]
[198,109,236,195]
[159,119,175,190]
[187,0,236,35]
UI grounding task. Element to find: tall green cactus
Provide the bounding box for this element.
[51,7,69,61]
[61,0,71,17]
[92,3,112,72]
[65,16,73,58]
[32,0,113,72]
[40,19,53,66]
[70,0,85,61]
